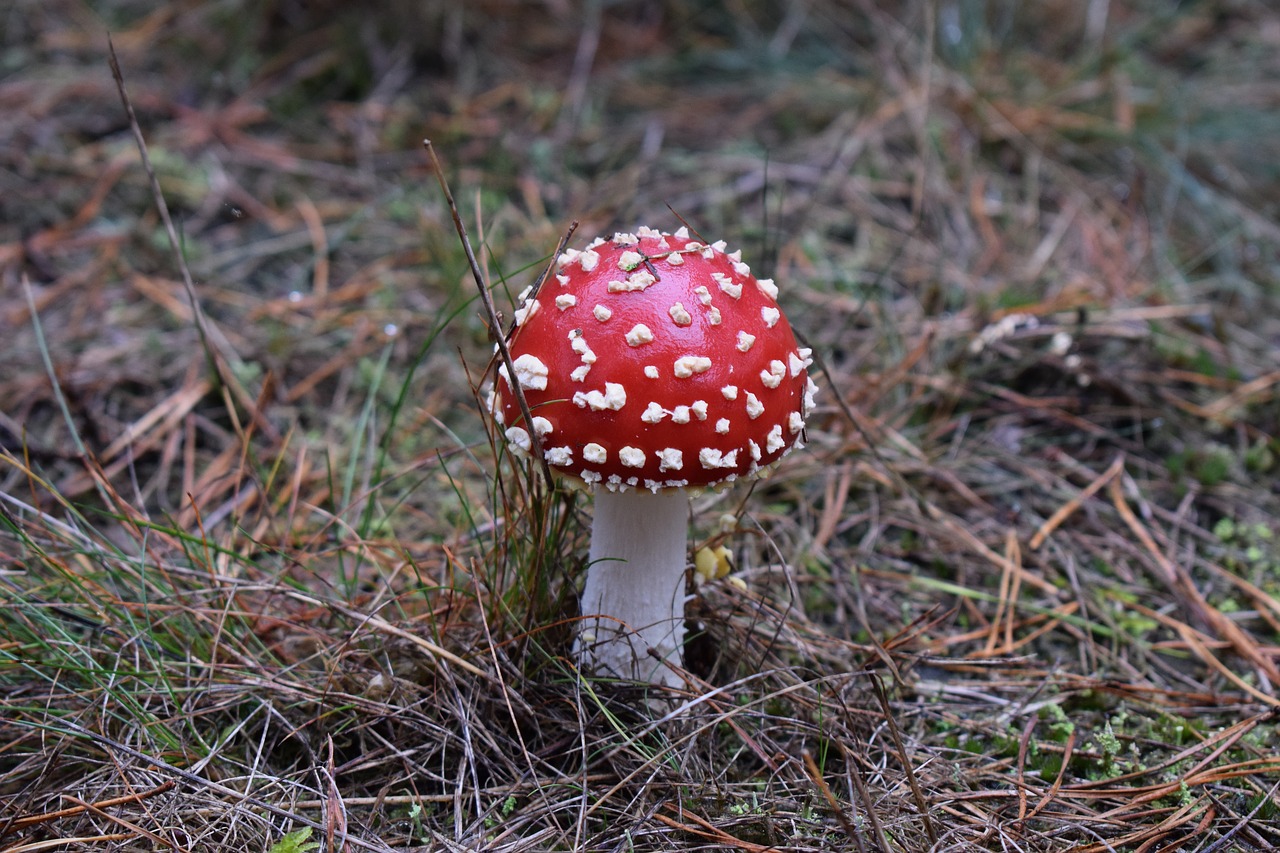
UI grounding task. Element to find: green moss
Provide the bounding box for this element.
[1040,701,1075,742]
[1166,444,1233,487]
[1244,440,1277,474]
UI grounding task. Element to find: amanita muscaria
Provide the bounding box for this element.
[490,226,816,688]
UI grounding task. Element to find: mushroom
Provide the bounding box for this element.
[489,226,816,688]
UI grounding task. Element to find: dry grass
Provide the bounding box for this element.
[3,1,1280,850]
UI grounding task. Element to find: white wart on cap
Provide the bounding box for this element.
[492,226,816,492]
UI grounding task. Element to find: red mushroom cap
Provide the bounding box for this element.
[490,226,817,492]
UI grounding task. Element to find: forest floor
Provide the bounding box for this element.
[3,1,1280,850]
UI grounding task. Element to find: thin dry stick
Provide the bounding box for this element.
[1014,715,1033,823]
[983,529,1018,657]
[1108,476,1280,694]
[1029,453,1125,550]
[652,807,772,852]
[1198,369,1280,423]
[803,749,867,852]
[4,832,133,850]
[108,38,216,364]
[1004,529,1022,652]
[1196,777,1280,853]
[1024,726,1076,822]
[322,736,352,853]
[106,41,244,384]
[296,196,331,298]
[422,139,561,493]
[843,743,890,853]
[872,677,939,847]
[1135,604,1280,707]
[511,221,579,336]
[3,782,176,832]
[107,37,268,445]
[1069,798,1209,853]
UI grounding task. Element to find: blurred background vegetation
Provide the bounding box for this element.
[2,1,1279,850]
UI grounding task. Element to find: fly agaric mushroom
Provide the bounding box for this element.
[489,226,816,688]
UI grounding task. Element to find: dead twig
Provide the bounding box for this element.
[422,140,565,494]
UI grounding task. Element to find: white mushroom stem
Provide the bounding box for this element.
[576,488,688,688]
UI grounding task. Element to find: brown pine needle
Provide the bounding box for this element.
[1030,453,1125,550]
